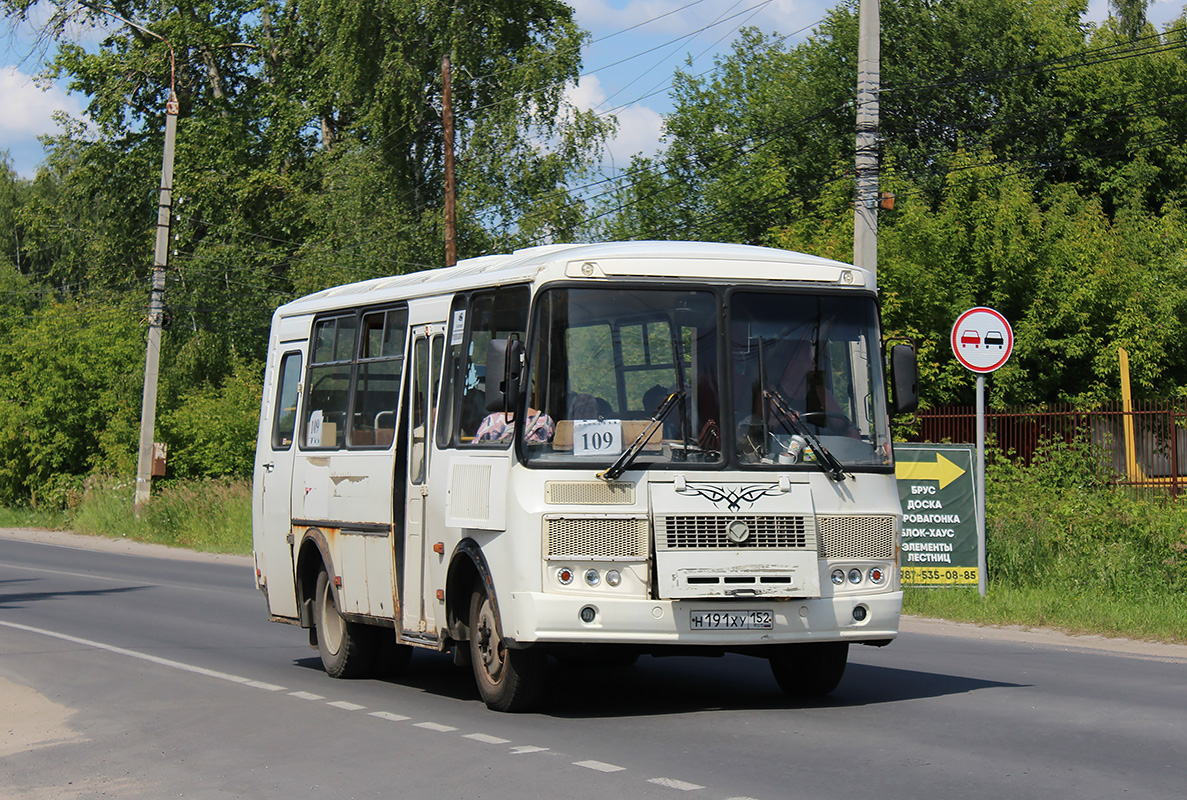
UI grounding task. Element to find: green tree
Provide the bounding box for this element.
[0,297,143,505]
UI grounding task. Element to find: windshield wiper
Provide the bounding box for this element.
[598,391,683,481]
[763,389,849,482]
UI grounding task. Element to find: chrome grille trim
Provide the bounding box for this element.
[544,515,649,560]
[817,515,896,559]
[656,515,814,550]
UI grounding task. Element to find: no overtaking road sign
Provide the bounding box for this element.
[951,306,1013,373]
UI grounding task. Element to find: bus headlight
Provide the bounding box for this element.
[831,568,845,586]
[605,569,622,587]
[847,568,863,585]
[584,569,601,586]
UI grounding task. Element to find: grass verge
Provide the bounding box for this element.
[62,478,251,555]
[903,585,1187,644]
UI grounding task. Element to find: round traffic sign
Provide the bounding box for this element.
[951,307,1013,373]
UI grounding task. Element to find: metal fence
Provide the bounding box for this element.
[910,398,1187,495]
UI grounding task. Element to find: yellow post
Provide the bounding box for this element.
[1119,348,1141,481]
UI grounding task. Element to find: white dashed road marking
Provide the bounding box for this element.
[289,691,324,701]
[649,777,705,790]
[465,733,511,744]
[510,745,550,755]
[327,700,366,711]
[246,680,286,691]
[415,721,458,732]
[369,711,410,722]
[574,760,626,773]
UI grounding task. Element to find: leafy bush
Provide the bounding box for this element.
[160,357,263,480]
[984,437,1187,602]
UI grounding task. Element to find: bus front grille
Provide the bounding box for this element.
[545,481,635,505]
[544,515,649,560]
[657,515,813,550]
[817,515,896,559]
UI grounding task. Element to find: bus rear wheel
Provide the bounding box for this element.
[314,569,378,679]
[468,583,545,712]
[769,642,848,698]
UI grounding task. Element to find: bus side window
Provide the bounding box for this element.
[302,314,357,449]
[351,308,407,447]
[271,351,303,449]
[439,285,530,447]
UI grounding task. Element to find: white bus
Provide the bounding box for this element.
[251,241,917,711]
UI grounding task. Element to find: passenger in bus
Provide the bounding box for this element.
[643,384,680,438]
[568,392,596,419]
[476,408,555,444]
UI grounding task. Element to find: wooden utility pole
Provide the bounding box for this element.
[853,0,880,274]
[134,90,179,511]
[443,54,457,267]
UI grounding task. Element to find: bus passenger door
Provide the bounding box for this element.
[402,325,444,636]
[257,346,305,619]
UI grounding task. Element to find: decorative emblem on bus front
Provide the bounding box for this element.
[676,483,782,512]
[726,519,751,543]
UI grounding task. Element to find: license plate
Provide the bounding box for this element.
[689,610,773,630]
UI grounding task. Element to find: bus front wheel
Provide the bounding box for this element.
[314,569,377,679]
[769,642,848,698]
[468,583,545,712]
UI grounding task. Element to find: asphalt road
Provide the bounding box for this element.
[2,528,1185,800]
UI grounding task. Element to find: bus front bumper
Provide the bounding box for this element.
[503,591,902,647]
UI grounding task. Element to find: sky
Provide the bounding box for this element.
[2,0,1186,180]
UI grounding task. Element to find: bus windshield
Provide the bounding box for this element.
[522,285,892,471]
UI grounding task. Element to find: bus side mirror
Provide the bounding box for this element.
[485,338,524,412]
[889,344,918,415]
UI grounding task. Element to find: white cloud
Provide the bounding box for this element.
[566,74,666,167]
[604,103,665,164]
[0,65,83,136]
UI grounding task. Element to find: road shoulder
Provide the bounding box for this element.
[0,526,252,567]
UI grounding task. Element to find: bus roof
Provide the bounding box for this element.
[275,241,871,318]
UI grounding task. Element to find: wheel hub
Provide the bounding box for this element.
[475,601,504,678]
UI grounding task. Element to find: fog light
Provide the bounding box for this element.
[831,568,845,586]
[852,605,868,622]
[605,569,622,587]
[585,569,601,586]
[848,568,863,585]
[868,567,886,585]
[579,605,597,623]
[557,567,574,585]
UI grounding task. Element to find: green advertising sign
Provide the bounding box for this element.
[894,444,980,586]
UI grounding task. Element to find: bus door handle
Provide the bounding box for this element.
[262,462,275,473]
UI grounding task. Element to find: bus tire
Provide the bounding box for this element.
[314,569,377,679]
[769,642,848,698]
[468,582,545,712]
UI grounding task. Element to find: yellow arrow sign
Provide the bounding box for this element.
[895,452,967,489]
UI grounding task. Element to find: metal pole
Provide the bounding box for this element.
[976,375,987,597]
[853,0,880,274]
[443,54,457,267]
[134,91,179,511]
